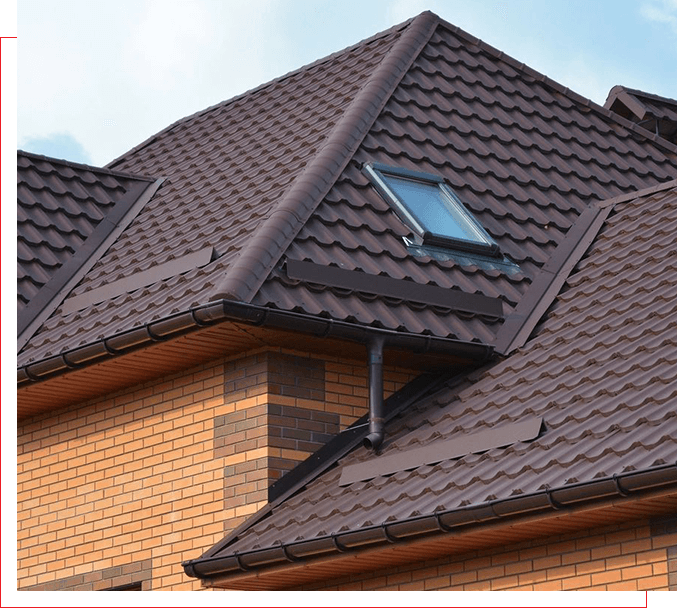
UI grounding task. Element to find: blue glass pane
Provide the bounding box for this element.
[384,175,480,242]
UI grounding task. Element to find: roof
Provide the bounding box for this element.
[184,179,677,587]
[605,86,677,144]
[17,12,677,382]
[17,151,158,351]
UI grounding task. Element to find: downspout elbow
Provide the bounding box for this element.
[364,336,386,450]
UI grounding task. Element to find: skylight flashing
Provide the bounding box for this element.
[404,237,522,275]
[364,162,501,258]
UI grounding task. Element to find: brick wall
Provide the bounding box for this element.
[17,347,416,591]
[299,516,677,591]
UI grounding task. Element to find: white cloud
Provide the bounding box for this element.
[20,132,92,164]
[641,0,677,35]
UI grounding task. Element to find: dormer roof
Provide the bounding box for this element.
[605,85,677,144]
[185,179,677,589]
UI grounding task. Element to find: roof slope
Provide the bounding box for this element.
[17,152,156,348]
[251,21,677,343]
[17,20,406,367]
[188,179,677,578]
[18,13,677,374]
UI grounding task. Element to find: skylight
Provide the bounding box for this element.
[364,163,500,257]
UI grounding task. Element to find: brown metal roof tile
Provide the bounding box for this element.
[17,152,157,350]
[18,12,677,403]
[192,182,677,580]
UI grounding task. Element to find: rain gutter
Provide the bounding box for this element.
[182,463,677,583]
[17,299,494,386]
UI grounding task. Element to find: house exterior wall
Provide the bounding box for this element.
[298,516,677,591]
[17,347,416,591]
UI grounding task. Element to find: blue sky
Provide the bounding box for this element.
[15,0,677,166]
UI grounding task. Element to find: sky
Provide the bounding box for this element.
[14,0,677,167]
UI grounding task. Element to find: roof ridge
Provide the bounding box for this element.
[210,11,440,303]
[18,149,155,182]
[595,177,677,209]
[431,18,677,158]
[606,85,677,107]
[105,17,417,171]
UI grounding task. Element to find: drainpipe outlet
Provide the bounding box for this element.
[364,336,386,450]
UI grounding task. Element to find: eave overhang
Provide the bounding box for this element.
[183,463,677,589]
[17,298,496,419]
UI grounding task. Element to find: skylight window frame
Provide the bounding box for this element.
[364,163,500,257]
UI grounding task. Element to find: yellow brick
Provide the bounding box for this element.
[562,574,592,590]
[533,580,563,590]
[637,574,669,590]
[490,575,519,590]
[607,580,639,590]
[652,532,677,549]
[591,569,622,585]
[621,564,654,580]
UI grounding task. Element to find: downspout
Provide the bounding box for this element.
[364,336,386,450]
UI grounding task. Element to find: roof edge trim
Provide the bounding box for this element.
[18,298,493,387]
[182,463,677,584]
[494,178,677,356]
[17,177,165,353]
[493,203,611,355]
[209,11,440,304]
[432,19,677,156]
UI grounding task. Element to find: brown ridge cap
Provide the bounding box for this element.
[594,177,677,209]
[432,18,677,157]
[105,17,418,171]
[606,85,677,110]
[210,11,440,303]
[18,149,155,182]
[494,177,677,356]
[17,178,166,353]
[604,85,649,121]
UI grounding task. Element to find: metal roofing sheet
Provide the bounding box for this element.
[17,12,677,377]
[17,152,152,314]
[252,21,677,345]
[18,23,405,366]
[209,182,677,557]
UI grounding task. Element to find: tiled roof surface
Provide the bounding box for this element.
[17,23,405,366]
[17,152,150,314]
[253,23,677,343]
[18,13,677,369]
[213,181,677,556]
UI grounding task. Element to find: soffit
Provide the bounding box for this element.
[17,320,462,420]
